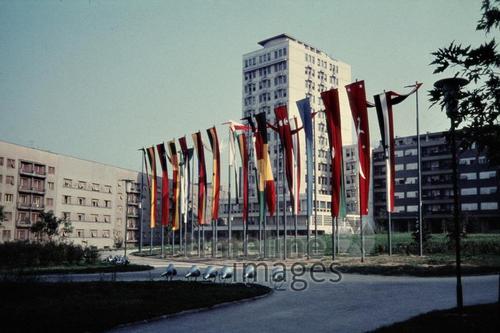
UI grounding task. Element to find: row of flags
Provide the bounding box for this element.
[140,81,421,230]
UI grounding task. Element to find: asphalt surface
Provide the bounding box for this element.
[81,254,500,333]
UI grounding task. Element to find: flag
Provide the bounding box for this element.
[236,133,249,224]
[192,131,207,225]
[178,137,193,223]
[291,116,302,214]
[167,140,180,230]
[224,120,250,201]
[156,143,170,227]
[254,112,276,217]
[373,83,422,212]
[346,81,371,216]
[273,106,298,214]
[321,88,346,218]
[206,126,221,220]
[146,146,157,228]
[297,98,314,217]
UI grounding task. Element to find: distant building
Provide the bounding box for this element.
[372,132,500,232]
[0,140,161,248]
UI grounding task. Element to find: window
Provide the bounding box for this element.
[395,164,404,171]
[406,191,418,198]
[394,206,405,213]
[460,188,477,196]
[46,198,54,207]
[459,157,475,165]
[460,172,477,180]
[7,159,15,168]
[406,163,418,170]
[92,199,99,207]
[478,156,487,164]
[76,229,84,238]
[104,200,111,208]
[62,212,70,220]
[77,213,85,221]
[480,202,498,210]
[407,205,418,212]
[48,166,55,174]
[91,230,98,238]
[461,203,478,211]
[102,230,110,238]
[104,185,111,193]
[78,181,86,189]
[78,197,85,205]
[405,149,417,156]
[0,175,2,183]
[5,193,13,202]
[104,215,110,223]
[48,182,54,190]
[395,192,405,199]
[395,150,404,157]
[479,171,496,179]
[92,183,100,191]
[480,186,497,195]
[0,157,3,166]
[63,195,71,204]
[91,214,98,222]
[63,178,72,187]
[5,176,14,185]
[2,230,11,241]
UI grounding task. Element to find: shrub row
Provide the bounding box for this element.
[0,241,99,268]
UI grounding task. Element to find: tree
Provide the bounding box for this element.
[30,211,71,242]
[429,0,500,164]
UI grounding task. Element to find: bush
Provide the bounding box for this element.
[0,241,88,268]
[83,246,99,264]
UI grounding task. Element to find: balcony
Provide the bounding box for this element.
[127,200,139,206]
[16,219,32,227]
[128,186,140,194]
[127,212,139,218]
[18,185,45,194]
[17,202,45,211]
[127,224,139,230]
[19,167,46,178]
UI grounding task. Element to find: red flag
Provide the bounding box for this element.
[167,140,180,230]
[146,146,157,228]
[321,88,344,218]
[346,81,371,216]
[273,106,297,213]
[236,133,249,223]
[192,131,207,225]
[156,143,170,227]
[206,127,221,220]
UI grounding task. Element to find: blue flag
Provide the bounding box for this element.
[297,98,313,217]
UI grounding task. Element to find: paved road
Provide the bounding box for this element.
[84,256,499,333]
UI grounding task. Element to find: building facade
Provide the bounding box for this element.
[0,140,159,248]
[373,132,500,232]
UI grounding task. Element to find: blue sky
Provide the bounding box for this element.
[0,0,488,171]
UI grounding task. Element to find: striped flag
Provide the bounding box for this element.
[146,146,157,228]
[178,137,193,223]
[224,120,250,201]
[206,126,221,220]
[321,88,346,218]
[373,83,422,212]
[297,98,314,218]
[156,143,170,227]
[291,116,302,214]
[254,112,276,217]
[346,81,371,216]
[192,131,207,225]
[167,140,180,230]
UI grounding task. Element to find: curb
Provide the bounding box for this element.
[111,286,273,331]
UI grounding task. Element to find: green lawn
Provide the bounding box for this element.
[371,303,500,332]
[0,281,271,332]
[1,262,154,276]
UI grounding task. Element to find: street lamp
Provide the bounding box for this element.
[434,77,469,313]
[120,179,134,258]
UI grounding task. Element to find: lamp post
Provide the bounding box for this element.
[434,77,468,313]
[120,179,134,258]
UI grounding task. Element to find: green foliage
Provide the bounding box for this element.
[429,0,500,164]
[0,241,94,268]
[30,210,71,242]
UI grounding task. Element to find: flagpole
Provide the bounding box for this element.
[332,216,336,260]
[282,146,287,260]
[276,144,281,259]
[179,168,183,256]
[190,153,195,256]
[416,83,423,257]
[310,115,317,259]
[388,211,392,256]
[360,194,365,262]
[161,224,164,257]
[150,226,153,255]
[139,149,144,253]
[228,131,233,259]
